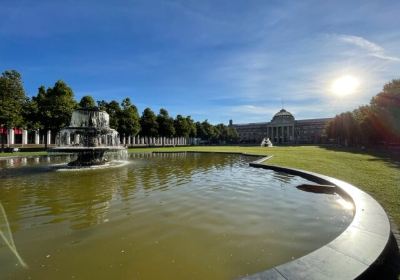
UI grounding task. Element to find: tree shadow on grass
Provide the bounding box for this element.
[317,145,400,170]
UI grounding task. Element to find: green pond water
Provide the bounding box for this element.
[0,153,353,279]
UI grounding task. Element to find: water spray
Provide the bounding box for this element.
[0,203,28,268]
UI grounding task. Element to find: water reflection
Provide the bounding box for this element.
[0,153,354,280]
[0,153,244,231]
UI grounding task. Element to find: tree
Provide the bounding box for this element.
[97,100,108,111]
[227,126,239,143]
[103,100,121,129]
[174,115,190,137]
[118,98,141,139]
[197,120,216,143]
[157,108,175,141]
[34,81,77,148]
[186,116,197,138]
[195,121,206,139]
[214,123,238,144]
[22,97,41,131]
[370,79,400,143]
[79,95,96,109]
[0,70,27,151]
[140,108,158,138]
[326,79,400,146]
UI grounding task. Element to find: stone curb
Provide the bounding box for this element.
[245,156,391,280]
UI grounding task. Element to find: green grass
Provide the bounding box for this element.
[128,145,400,228]
[2,145,399,228]
[0,151,47,157]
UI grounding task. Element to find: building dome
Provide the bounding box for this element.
[271,109,295,123]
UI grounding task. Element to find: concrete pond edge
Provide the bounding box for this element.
[152,151,391,280]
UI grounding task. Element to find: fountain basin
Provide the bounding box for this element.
[0,153,358,279]
[50,147,126,166]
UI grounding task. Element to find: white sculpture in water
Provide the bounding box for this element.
[52,108,126,166]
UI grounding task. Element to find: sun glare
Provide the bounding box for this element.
[331,75,360,97]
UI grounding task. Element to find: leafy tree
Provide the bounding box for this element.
[198,120,216,142]
[118,98,140,138]
[34,81,77,148]
[227,126,239,143]
[186,116,197,138]
[0,70,27,151]
[370,79,400,143]
[195,121,206,139]
[157,108,175,139]
[140,108,158,137]
[22,97,41,131]
[326,78,400,146]
[102,100,121,129]
[97,100,108,111]
[213,123,238,143]
[353,106,376,145]
[174,115,190,137]
[79,95,96,109]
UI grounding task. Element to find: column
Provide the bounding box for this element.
[22,129,28,145]
[292,125,295,142]
[283,126,286,143]
[74,133,80,145]
[8,129,14,146]
[47,130,51,145]
[278,127,281,143]
[272,127,275,142]
[66,131,71,145]
[34,130,40,144]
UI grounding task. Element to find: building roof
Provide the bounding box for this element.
[295,117,332,124]
[271,109,295,123]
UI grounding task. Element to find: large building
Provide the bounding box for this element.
[230,109,332,144]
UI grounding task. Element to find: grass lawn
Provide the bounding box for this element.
[1,145,399,228]
[0,151,48,157]
[128,145,400,228]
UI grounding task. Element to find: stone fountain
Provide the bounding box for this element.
[51,108,126,166]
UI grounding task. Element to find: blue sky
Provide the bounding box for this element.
[1,0,399,124]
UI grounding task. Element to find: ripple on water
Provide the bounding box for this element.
[0,153,353,280]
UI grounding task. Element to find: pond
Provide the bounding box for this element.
[0,153,353,279]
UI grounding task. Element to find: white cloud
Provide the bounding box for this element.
[337,34,400,62]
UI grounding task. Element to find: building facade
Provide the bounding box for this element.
[231,109,332,144]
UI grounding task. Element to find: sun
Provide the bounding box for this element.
[330,75,360,97]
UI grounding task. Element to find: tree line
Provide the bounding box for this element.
[0,70,239,149]
[326,79,400,147]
